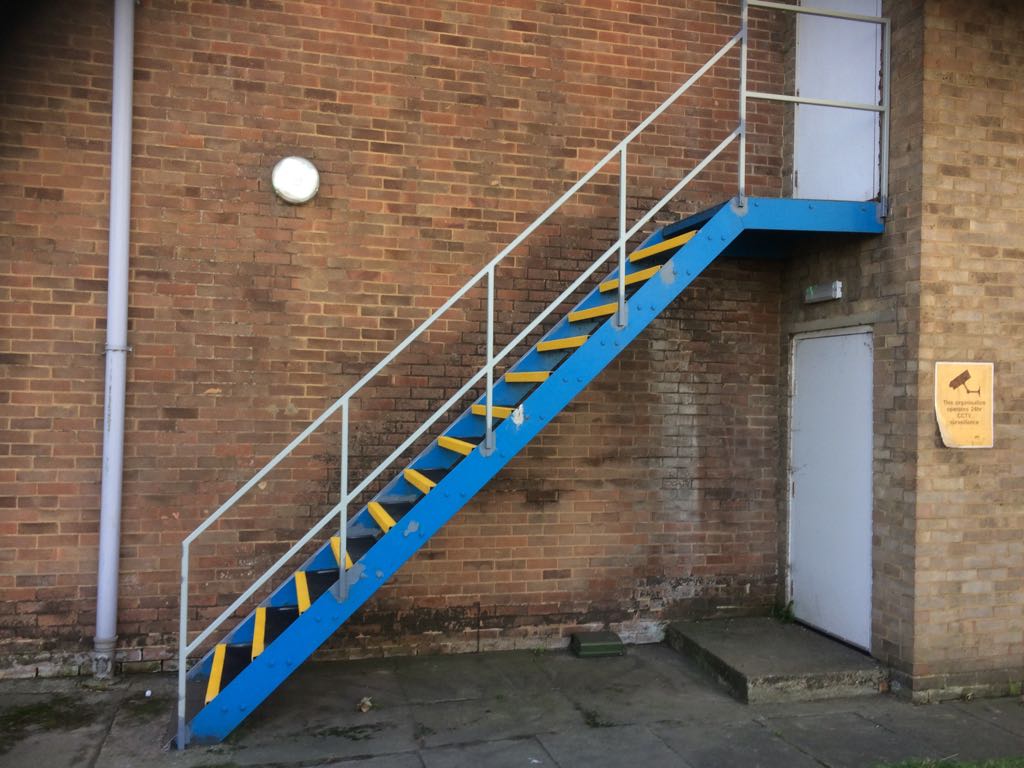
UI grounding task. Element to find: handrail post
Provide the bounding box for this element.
[176,542,189,749]
[614,146,629,329]
[482,266,496,456]
[338,399,349,599]
[738,0,749,206]
[879,17,891,215]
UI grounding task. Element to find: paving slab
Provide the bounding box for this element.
[953,698,1024,739]
[538,643,747,727]
[324,754,423,768]
[421,736,555,768]
[395,652,513,704]
[766,710,939,767]
[410,689,580,748]
[667,617,886,703]
[859,699,1024,762]
[538,723,685,768]
[0,679,127,768]
[650,719,821,768]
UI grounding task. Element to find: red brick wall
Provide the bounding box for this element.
[0,0,785,674]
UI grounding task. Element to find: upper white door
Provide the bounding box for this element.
[794,0,881,201]
[789,330,873,650]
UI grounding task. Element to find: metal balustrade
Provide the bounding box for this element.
[177,0,891,747]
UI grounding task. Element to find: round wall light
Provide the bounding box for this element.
[271,156,320,204]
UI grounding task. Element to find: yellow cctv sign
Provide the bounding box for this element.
[934,362,994,448]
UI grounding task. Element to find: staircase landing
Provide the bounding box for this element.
[666,617,887,704]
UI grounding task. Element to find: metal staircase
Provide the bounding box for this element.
[175,0,890,747]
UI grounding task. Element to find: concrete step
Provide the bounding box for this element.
[666,617,887,704]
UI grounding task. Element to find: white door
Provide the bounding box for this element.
[789,330,873,650]
[794,0,881,201]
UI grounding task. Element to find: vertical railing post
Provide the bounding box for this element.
[738,0,749,205]
[482,266,496,455]
[176,543,189,749]
[879,17,891,214]
[338,398,349,599]
[614,146,628,329]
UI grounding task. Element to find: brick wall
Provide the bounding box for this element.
[776,0,925,679]
[0,0,785,674]
[778,0,1024,698]
[909,0,1024,699]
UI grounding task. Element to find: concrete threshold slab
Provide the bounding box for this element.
[666,617,887,704]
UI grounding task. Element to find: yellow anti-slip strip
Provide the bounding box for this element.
[251,607,267,660]
[438,435,476,457]
[295,571,311,614]
[329,536,354,569]
[568,302,616,323]
[600,264,661,293]
[630,229,697,263]
[368,501,397,532]
[537,335,587,352]
[505,370,549,383]
[404,468,436,494]
[205,643,226,704]
[471,403,513,419]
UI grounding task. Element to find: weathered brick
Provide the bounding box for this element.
[1,0,788,675]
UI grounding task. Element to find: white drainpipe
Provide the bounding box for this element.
[94,0,135,678]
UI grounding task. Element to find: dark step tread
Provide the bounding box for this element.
[263,606,298,646]
[413,467,450,484]
[305,568,340,602]
[378,500,415,520]
[218,643,252,696]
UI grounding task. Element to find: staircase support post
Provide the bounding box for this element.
[614,146,629,329]
[338,398,349,598]
[482,266,496,455]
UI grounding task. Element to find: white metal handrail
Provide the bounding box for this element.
[739,0,891,207]
[178,0,891,746]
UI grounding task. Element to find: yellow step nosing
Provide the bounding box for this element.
[629,229,697,263]
[505,370,550,383]
[251,607,266,660]
[568,302,617,323]
[599,264,661,293]
[537,335,588,352]
[404,468,437,494]
[295,570,311,614]
[368,501,397,533]
[438,435,475,456]
[205,643,226,704]
[471,403,513,419]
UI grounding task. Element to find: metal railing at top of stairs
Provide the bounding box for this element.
[176,0,890,745]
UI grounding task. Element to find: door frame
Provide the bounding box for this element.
[785,325,874,649]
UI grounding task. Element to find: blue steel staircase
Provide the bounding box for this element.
[176,0,891,745]
[179,198,882,744]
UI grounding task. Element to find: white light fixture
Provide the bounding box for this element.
[803,280,843,304]
[271,156,319,204]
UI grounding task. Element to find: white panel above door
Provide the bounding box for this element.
[794,0,881,201]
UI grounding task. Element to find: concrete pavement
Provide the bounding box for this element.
[2,644,1023,767]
